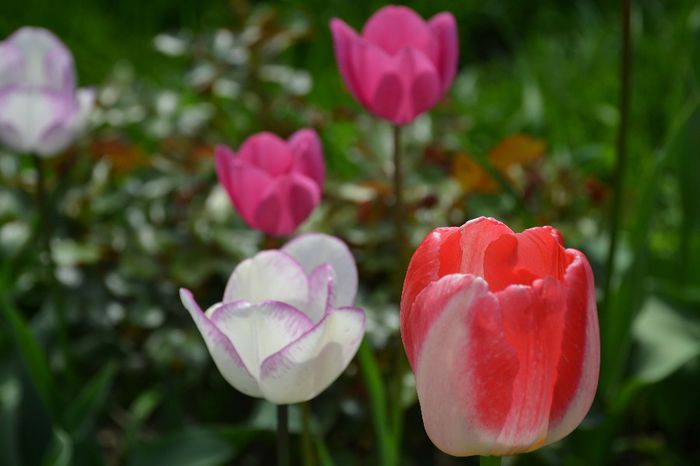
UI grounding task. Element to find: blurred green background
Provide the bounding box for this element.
[1,0,699,465]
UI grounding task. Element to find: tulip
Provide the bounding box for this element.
[330,5,458,125]
[180,233,365,404]
[400,217,599,456]
[0,27,94,157]
[216,130,325,237]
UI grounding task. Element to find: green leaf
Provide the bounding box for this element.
[0,296,55,415]
[357,339,396,466]
[600,98,700,400]
[0,367,21,466]
[42,428,73,466]
[127,427,237,466]
[62,362,117,439]
[122,389,163,452]
[630,297,700,384]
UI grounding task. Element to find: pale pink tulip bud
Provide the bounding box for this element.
[0,27,94,157]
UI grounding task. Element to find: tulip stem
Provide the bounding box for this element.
[392,124,408,269]
[277,404,290,466]
[389,124,409,464]
[480,456,502,466]
[32,154,72,380]
[301,402,316,466]
[602,0,632,315]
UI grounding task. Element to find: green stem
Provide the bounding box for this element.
[277,404,290,466]
[392,124,407,270]
[301,402,315,466]
[357,339,394,466]
[389,124,408,463]
[601,0,632,316]
[480,456,502,466]
[389,348,407,456]
[32,154,72,380]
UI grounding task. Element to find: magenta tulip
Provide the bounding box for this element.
[0,27,94,156]
[401,217,599,456]
[330,5,458,125]
[215,129,325,237]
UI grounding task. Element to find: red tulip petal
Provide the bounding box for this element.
[403,273,473,370]
[401,227,458,357]
[483,226,570,292]
[457,216,513,278]
[516,226,569,281]
[545,249,599,445]
[493,277,566,452]
[414,275,518,456]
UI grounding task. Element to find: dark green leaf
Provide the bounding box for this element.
[127,427,237,466]
[62,362,116,439]
[0,296,54,415]
[42,428,72,466]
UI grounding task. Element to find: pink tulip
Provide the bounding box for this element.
[330,5,458,125]
[401,217,599,456]
[215,129,325,237]
[0,27,94,156]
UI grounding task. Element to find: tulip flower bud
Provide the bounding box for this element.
[181,233,365,404]
[216,130,325,237]
[0,27,94,156]
[330,5,458,125]
[400,217,599,456]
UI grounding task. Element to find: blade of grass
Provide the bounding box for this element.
[357,339,395,466]
[0,295,55,416]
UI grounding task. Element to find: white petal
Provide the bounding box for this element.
[282,233,358,307]
[259,306,365,404]
[224,250,309,309]
[0,90,58,153]
[210,300,314,379]
[415,276,504,456]
[305,264,333,323]
[3,27,75,91]
[179,289,261,397]
[35,87,94,156]
[0,40,22,88]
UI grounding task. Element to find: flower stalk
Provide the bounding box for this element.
[480,456,502,466]
[277,404,290,466]
[32,154,72,379]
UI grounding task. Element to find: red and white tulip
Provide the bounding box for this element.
[400,217,599,456]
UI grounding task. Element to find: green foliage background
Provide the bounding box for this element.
[1,0,699,465]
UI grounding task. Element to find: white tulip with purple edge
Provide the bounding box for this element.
[180,233,366,404]
[0,27,94,157]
